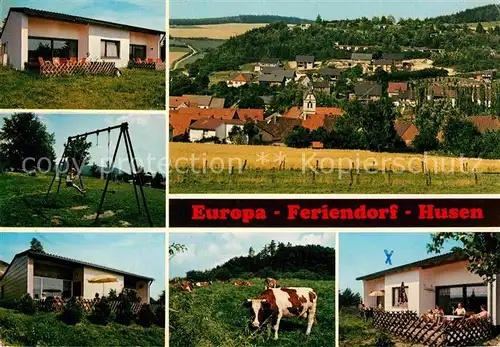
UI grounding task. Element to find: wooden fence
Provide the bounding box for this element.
[36,297,163,315]
[373,310,492,347]
[129,61,166,71]
[39,61,117,77]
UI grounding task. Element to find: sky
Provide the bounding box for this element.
[170,1,496,21]
[339,232,461,296]
[1,0,165,31]
[169,232,336,279]
[0,232,166,299]
[0,113,166,174]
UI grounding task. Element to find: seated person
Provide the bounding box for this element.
[467,305,488,320]
[454,302,466,316]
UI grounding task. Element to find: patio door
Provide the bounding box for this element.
[130,44,147,60]
[72,281,82,297]
[436,284,487,314]
[28,37,78,62]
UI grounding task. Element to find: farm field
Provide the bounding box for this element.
[169,23,268,39]
[169,47,192,68]
[169,143,500,193]
[169,278,335,347]
[0,67,165,109]
[0,172,165,227]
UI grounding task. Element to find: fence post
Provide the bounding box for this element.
[242,159,247,171]
[388,165,392,186]
[474,168,478,185]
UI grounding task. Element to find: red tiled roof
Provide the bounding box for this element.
[469,116,500,133]
[431,85,456,98]
[238,108,264,121]
[394,120,420,143]
[302,114,342,131]
[282,106,302,119]
[315,107,343,117]
[190,118,224,130]
[169,107,238,137]
[388,82,408,94]
[169,96,189,108]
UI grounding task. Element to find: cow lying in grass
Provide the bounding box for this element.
[244,287,317,340]
[264,277,279,289]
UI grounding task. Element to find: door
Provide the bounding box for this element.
[72,281,82,297]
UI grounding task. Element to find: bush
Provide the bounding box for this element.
[115,296,135,326]
[155,305,165,328]
[375,332,395,347]
[239,272,254,280]
[89,297,114,326]
[412,130,439,153]
[60,297,84,325]
[137,305,157,328]
[16,293,36,315]
[339,288,362,308]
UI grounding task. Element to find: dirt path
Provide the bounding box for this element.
[172,44,197,70]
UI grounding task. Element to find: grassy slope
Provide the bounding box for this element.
[0,67,165,110]
[170,169,500,194]
[339,308,376,347]
[169,278,335,347]
[0,173,165,227]
[0,307,164,347]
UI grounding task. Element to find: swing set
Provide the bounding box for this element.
[46,122,153,226]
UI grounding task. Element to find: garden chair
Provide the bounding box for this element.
[38,57,45,66]
[135,58,142,63]
[80,57,87,63]
[60,58,68,65]
[70,57,77,63]
[156,58,162,63]
[146,58,154,63]
[52,57,60,66]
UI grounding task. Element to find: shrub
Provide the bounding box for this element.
[137,305,157,328]
[108,289,118,300]
[375,332,395,347]
[16,293,36,315]
[116,296,135,326]
[60,297,84,325]
[89,297,114,326]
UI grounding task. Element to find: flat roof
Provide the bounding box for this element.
[356,252,466,281]
[2,7,165,37]
[1,250,154,281]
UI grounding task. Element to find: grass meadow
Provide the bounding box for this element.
[169,278,335,347]
[169,143,500,194]
[0,172,165,227]
[169,23,268,39]
[0,67,165,109]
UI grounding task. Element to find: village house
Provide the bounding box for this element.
[169,95,226,110]
[255,117,302,145]
[391,90,417,110]
[318,67,342,81]
[297,75,313,88]
[227,72,252,88]
[188,118,223,142]
[0,250,153,304]
[427,85,457,107]
[237,108,264,121]
[387,82,409,97]
[258,73,285,87]
[215,119,247,143]
[353,81,383,101]
[469,115,500,133]
[296,55,315,70]
[394,119,420,146]
[357,252,500,328]
[0,7,164,70]
[254,58,282,72]
[261,66,284,74]
[312,80,330,93]
[351,53,373,73]
[371,59,394,73]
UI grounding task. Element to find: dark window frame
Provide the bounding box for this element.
[101,40,120,59]
[392,286,409,307]
[129,44,147,60]
[435,283,487,314]
[28,36,78,61]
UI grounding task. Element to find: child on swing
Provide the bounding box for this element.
[66,159,86,194]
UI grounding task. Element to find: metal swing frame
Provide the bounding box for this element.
[46,122,153,226]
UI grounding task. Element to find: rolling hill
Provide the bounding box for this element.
[170,15,313,26]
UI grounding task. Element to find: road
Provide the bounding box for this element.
[172,45,198,70]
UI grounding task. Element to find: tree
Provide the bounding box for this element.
[0,113,56,171]
[169,243,187,259]
[442,117,482,157]
[427,233,500,282]
[238,93,265,109]
[285,126,312,148]
[90,162,100,178]
[151,172,164,189]
[248,246,255,257]
[475,22,485,34]
[243,121,260,144]
[315,14,322,25]
[339,288,362,308]
[30,238,45,253]
[228,126,246,144]
[66,136,92,169]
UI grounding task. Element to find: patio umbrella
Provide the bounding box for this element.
[88,275,118,297]
[369,290,385,297]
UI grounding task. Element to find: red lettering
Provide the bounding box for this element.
[192,205,206,220]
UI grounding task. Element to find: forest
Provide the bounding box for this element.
[430,4,500,24]
[182,241,335,281]
[170,15,312,26]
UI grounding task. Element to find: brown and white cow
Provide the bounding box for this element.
[234,280,253,286]
[244,287,317,340]
[179,281,192,292]
[264,277,278,289]
[195,281,212,287]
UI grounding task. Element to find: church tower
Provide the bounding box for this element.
[302,89,316,118]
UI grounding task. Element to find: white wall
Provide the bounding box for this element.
[130,32,160,59]
[83,267,124,299]
[28,17,89,60]
[216,124,244,143]
[384,269,420,313]
[363,278,384,307]
[190,129,216,142]
[88,25,130,67]
[1,11,28,70]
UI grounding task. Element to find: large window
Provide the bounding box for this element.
[28,37,78,62]
[34,276,72,299]
[101,40,120,58]
[130,44,146,60]
[392,286,409,307]
[436,284,487,314]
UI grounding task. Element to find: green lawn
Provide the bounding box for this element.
[339,307,377,347]
[0,67,165,109]
[169,278,335,347]
[0,307,165,347]
[0,172,165,227]
[169,169,500,194]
